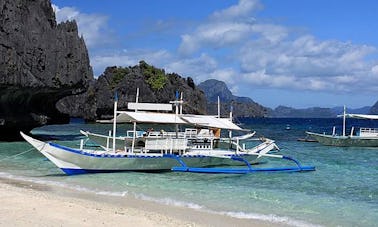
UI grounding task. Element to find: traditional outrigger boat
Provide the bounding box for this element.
[306,106,378,147]
[21,91,315,175]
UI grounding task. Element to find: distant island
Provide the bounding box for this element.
[198,79,268,118]
[198,79,374,118]
[268,105,371,118]
[369,101,378,114]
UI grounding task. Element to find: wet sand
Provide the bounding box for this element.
[0,177,283,226]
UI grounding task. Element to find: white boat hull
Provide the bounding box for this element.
[306,131,378,147]
[20,132,268,175]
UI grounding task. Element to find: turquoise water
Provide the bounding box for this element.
[0,118,377,227]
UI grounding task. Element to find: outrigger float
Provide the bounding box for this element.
[21,90,315,175]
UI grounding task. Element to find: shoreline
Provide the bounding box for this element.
[0,176,284,227]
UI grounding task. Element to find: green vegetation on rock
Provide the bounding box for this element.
[139,60,167,90]
[110,67,129,88]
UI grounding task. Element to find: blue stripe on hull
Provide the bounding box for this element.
[61,168,90,175]
[61,168,169,175]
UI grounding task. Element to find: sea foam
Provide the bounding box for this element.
[0,172,128,197]
[130,190,321,227]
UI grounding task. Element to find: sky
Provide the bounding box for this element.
[51,0,378,109]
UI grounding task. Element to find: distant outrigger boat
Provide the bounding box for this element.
[306,106,378,147]
[21,90,315,175]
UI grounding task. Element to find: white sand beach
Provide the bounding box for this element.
[0,177,282,227]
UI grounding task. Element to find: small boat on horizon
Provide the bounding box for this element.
[306,106,378,147]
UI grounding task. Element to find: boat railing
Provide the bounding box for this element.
[191,144,212,149]
[229,137,255,154]
[147,131,186,138]
[184,128,197,138]
[360,128,378,136]
[146,128,216,140]
[147,131,161,138]
[126,130,145,138]
[145,137,188,153]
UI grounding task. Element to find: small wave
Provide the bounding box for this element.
[218,211,323,227]
[0,172,128,197]
[130,191,321,227]
[133,193,204,210]
[95,191,128,197]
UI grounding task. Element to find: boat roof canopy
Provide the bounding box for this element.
[114,111,244,130]
[127,102,173,111]
[180,115,243,130]
[341,114,378,120]
[116,111,187,124]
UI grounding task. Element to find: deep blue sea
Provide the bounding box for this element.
[0,118,377,227]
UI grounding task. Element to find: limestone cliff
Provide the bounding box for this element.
[57,62,206,119]
[0,0,93,140]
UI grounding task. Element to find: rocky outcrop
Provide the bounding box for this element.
[268,105,371,118]
[0,0,93,140]
[198,79,268,117]
[57,62,207,119]
[269,106,335,118]
[331,106,371,115]
[369,101,378,114]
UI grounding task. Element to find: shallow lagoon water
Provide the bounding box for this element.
[0,118,377,227]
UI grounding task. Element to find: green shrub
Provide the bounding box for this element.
[110,67,129,88]
[139,60,167,90]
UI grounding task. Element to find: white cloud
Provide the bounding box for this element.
[52,4,78,20]
[241,69,363,92]
[166,54,218,81]
[250,24,288,43]
[210,0,261,20]
[238,34,377,92]
[178,0,265,55]
[372,65,378,75]
[179,21,254,55]
[209,68,237,85]
[175,0,378,94]
[52,4,112,47]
